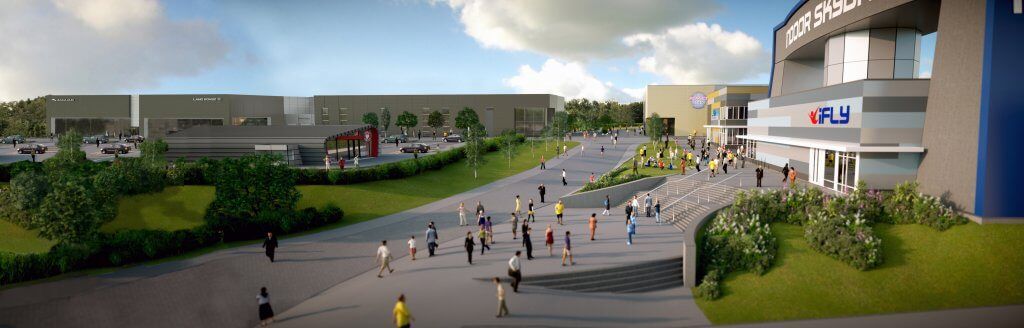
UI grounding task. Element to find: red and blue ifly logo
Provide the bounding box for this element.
[808,105,850,125]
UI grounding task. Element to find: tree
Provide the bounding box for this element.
[395,111,418,136]
[0,97,47,137]
[499,130,520,168]
[463,123,487,178]
[647,113,664,144]
[454,107,480,135]
[380,107,392,137]
[206,154,300,220]
[427,110,444,139]
[45,131,88,174]
[36,174,112,244]
[361,112,380,130]
[550,111,570,150]
[0,169,49,228]
[139,138,168,166]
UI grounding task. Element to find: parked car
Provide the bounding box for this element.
[100,144,131,154]
[400,143,430,153]
[124,135,145,143]
[381,134,409,144]
[1,135,26,144]
[83,135,110,144]
[443,134,464,142]
[17,144,47,154]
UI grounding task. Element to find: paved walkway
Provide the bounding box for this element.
[0,136,643,328]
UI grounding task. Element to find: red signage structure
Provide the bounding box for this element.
[327,125,379,159]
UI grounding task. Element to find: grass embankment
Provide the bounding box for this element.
[696,223,1024,324]
[610,140,686,179]
[1,142,577,253]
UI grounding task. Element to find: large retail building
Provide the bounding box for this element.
[44,94,564,139]
[643,84,767,140]
[739,0,1022,221]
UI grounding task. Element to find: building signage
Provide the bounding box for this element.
[192,97,222,102]
[808,105,851,125]
[785,0,870,49]
[689,92,707,109]
[50,98,75,102]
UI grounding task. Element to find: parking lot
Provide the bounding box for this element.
[0,138,140,165]
[312,137,465,169]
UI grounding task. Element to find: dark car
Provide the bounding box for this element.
[443,134,464,142]
[1,135,26,144]
[100,144,131,154]
[17,144,47,154]
[124,135,145,143]
[382,134,409,144]
[83,135,110,144]
[400,143,430,153]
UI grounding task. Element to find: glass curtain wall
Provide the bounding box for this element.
[54,118,131,136]
[514,107,547,137]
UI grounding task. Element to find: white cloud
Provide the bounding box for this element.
[624,23,768,84]
[442,0,716,60]
[0,0,229,100]
[504,59,639,102]
[621,87,645,100]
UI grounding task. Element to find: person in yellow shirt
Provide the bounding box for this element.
[709,159,718,178]
[554,200,565,225]
[393,294,413,328]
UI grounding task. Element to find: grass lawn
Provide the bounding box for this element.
[102,186,214,233]
[0,219,54,254]
[612,140,687,178]
[297,141,578,226]
[696,223,1024,324]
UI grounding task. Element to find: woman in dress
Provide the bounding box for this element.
[258,287,274,327]
[545,224,555,256]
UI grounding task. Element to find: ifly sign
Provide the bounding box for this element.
[808,105,851,125]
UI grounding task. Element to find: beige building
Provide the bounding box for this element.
[643,85,717,137]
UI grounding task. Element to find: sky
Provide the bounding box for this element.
[0,0,935,102]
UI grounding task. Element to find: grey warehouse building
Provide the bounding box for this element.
[44,93,564,139]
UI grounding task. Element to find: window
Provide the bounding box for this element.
[514,107,547,137]
[339,108,349,124]
[232,117,269,126]
[321,107,330,124]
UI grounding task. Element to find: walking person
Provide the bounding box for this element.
[508,251,522,293]
[408,235,417,261]
[494,277,510,318]
[630,196,640,218]
[522,226,534,260]
[561,231,575,266]
[589,213,597,241]
[514,195,522,219]
[458,202,466,226]
[478,227,490,255]
[756,165,764,187]
[600,145,605,157]
[257,287,274,327]
[602,195,611,216]
[476,201,485,217]
[789,167,798,189]
[539,155,546,170]
[545,224,555,256]
[644,193,652,217]
[589,172,595,184]
[377,240,394,278]
[393,294,414,328]
[485,217,494,244]
[262,232,278,263]
[654,199,662,224]
[527,198,535,222]
[465,231,476,264]
[510,212,519,240]
[538,184,546,203]
[554,200,565,225]
[425,223,439,257]
[782,163,790,184]
[561,169,568,186]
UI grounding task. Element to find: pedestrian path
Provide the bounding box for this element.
[0,136,644,328]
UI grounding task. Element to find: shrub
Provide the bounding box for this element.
[695,270,723,300]
[781,186,825,225]
[701,210,777,276]
[94,158,167,196]
[578,166,645,192]
[883,181,967,230]
[803,211,882,270]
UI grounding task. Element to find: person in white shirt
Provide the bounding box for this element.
[507,251,522,293]
[323,155,331,171]
[458,202,467,226]
[561,169,568,186]
[631,196,640,214]
[377,240,394,278]
[494,277,509,318]
[408,236,417,261]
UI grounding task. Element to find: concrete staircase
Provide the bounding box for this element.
[518,257,683,293]
[620,172,744,233]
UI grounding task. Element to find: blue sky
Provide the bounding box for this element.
[0,0,935,101]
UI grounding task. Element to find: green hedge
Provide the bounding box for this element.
[0,205,343,286]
